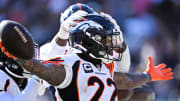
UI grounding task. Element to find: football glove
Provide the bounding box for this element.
[56,10,88,39]
[145,56,174,82]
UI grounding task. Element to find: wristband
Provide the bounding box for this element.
[143,72,151,82]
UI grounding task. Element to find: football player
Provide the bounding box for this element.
[40,3,151,101]
[0,4,173,101]
[0,14,172,101]
[40,3,173,101]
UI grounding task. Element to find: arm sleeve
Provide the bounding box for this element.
[114,46,131,73]
[40,41,68,60]
[55,54,78,89]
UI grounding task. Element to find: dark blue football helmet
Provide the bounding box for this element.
[69,14,122,62]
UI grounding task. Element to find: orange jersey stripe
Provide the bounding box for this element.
[104,61,115,76]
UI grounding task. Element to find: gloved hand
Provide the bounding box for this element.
[56,10,88,39]
[145,56,174,82]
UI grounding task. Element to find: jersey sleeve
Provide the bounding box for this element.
[40,41,68,60]
[114,46,131,73]
[42,52,79,89]
[56,54,79,89]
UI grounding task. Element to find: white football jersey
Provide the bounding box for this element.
[43,51,118,101]
[40,41,68,60]
[0,70,54,101]
[0,70,20,96]
[40,41,131,101]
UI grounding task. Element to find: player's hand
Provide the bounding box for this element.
[57,10,88,39]
[145,56,174,82]
[0,42,18,60]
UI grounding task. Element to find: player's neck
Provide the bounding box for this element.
[77,53,102,68]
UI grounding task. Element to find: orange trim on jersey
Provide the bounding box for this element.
[104,61,115,76]
[42,60,64,67]
[64,49,68,55]
[55,94,58,101]
[47,57,63,61]
[5,79,10,92]
[76,60,81,101]
[42,57,64,67]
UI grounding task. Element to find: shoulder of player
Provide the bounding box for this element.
[58,54,81,65]
[42,53,80,66]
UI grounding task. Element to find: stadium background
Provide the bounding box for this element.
[0,0,179,100]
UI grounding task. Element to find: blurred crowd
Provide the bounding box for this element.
[0,0,180,100]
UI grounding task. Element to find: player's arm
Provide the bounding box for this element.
[17,59,66,86]
[114,56,174,89]
[114,72,149,89]
[117,89,133,101]
[54,11,88,46]
[0,20,66,86]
